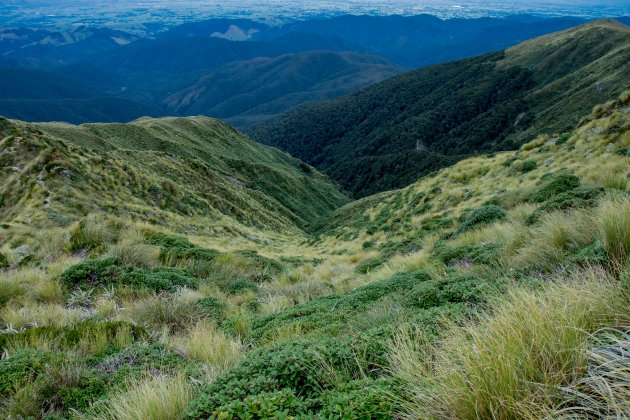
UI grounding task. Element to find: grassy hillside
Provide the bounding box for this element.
[0,115,349,240]
[250,20,630,197]
[164,51,405,129]
[0,82,628,419]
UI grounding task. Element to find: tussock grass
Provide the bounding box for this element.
[554,328,630,418]
[167,321,242,371]
[600,195,630,268]
[389,270,629,420]
[73,376,194,420]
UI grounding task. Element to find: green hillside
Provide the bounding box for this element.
[163,50,405,129]
[0,115,349,238]
[249,19,630,197]
[0,90,628,419]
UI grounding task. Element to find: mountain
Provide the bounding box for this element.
[0,66,99,99]
[1,89,628,419]
[266,14,590,68]
[163,51,405,129]
[0,26,139,66]
[0,115,349,233]
[0,66,161,124]
[249,20,630,197]
[156,18,269,40]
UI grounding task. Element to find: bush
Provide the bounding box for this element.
[613,145,630,156]
[0,349,66,396]
[520,160,537,172]
[57,258,199,292]
[356,258,387,274]
[193,296,228,322]
[455,205,507,235]
[433,241,503,266]
[149,232,220,264]
[0,252,7,268]
[226,278,259,295]
[318,379,400,419]
[184,336,386,419]
[529,174,580,204]
[405,275,490,309]
[527,186,605,225]
[212,389,308,419]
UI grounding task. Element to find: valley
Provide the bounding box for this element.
[0,13,629,420]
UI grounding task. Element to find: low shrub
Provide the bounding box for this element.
[455,205,507,235]
[405,275,490,309]
[356,257,387,274]
[226,279,258,295]
[149,232,220,264]
[526,186,605,225]
[520,160,537,172]
[433,241,503,266]
[318,378,400,419]
[613,146,630,156]
[529,174,580,204]
[183,336,386,419]
[0,349,66,396]
[211,389,308,419]
[193,296,228,322]
[57,258,199,292]
[0,252,7,268]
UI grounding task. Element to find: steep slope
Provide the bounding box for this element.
[163,51,405,129]
[0,115,349,236]
[0,66,99,99]
[0,66,161,124]
[250,20,630,197]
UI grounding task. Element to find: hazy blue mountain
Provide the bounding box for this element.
[163,50,405,128]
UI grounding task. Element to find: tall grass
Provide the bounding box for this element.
[389,270,629,419]
[167,321,242,372]
[554,328,630,419]
[73,376,194,420]
[600,195,630,269]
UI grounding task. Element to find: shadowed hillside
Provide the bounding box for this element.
[250,20,630,197]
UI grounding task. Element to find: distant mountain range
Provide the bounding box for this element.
[249,20,630,197]
[0,14,628,128]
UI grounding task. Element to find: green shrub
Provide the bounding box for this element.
[362,241,375,250]
[193,296,228,322]
[149,232,220,263]
[0,252,7,268]
[529,174,580,203]
[433,241,503,266]
[526,186,605,224]
[455,205,507,235]
[235,250,285,276]
[503,156,518,167]
[250,270,433,341]
[613,146,630,156]
[520,160,537,172]
[356,258,387,274]
[226,278,259,295]
[405,275,490,309]
[0,349,66,396]
[422,216,455,232]
[0,320,148,352]
[57,258,199,292]
[318,378,400,419]
[183,336,386,419]
[555,133,572,145]
[379,232,425,257]
[211,389,308,419]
